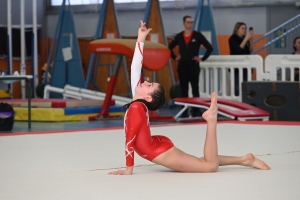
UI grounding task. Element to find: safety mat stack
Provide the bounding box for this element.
[1,99,126,121]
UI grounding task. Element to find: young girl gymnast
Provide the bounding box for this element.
[109,20,270,175]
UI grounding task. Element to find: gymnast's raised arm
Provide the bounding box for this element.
[108,20,152,175]
[130,20,152,98]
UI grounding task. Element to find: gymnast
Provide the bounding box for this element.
[109,20,270,175]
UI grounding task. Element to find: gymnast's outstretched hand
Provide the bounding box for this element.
[108,166,133,175]
[137,20,152,43]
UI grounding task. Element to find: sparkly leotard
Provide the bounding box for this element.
[124,42,174,167]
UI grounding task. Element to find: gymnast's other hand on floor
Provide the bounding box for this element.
[108,167,133,175]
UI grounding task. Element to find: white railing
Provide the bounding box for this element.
[265,55,300,81]
[193,55,269,101]
[194,54,300,101]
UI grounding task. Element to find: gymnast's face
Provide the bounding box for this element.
[135,81,159,102]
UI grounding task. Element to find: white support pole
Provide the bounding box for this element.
[43,84,131,105]
[65,85,131,104]
[43,85,64,99]
[20,0,26,98]
[33,0,38,97]
[7,0,13,95]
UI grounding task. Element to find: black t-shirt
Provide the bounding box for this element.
[229,34,251,55]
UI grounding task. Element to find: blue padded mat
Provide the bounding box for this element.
[63,106,127,115]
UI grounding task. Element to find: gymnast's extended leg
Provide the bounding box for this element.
[152,92,220,172]
[152,92,270,172]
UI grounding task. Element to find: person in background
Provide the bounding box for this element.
[229,22,253,96]
[292,36,300,81]
[169,15,213,117]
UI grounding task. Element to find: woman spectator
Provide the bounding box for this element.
[229,22,253,95]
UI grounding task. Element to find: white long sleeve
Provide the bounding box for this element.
[131,42,144,97]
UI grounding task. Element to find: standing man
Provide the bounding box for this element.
[169,15,213,117]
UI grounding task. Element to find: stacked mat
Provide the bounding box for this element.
[1,99,126,121]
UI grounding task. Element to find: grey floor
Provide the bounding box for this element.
[1,103,300,200]
[0,122,300,200]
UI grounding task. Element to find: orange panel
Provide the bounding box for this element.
[217,35,231,55]
[253,35,267,59]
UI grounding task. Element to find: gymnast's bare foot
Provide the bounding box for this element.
[202,92,218,123]
[243,153,270,170]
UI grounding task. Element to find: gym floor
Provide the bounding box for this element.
[1,106,300,200]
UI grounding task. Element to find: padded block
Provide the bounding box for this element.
[13,106,126,122]
[64,106,126,115]
[242,81,300,121]
[1,99,115,108]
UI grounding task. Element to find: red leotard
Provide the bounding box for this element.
[124,42,174,167]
